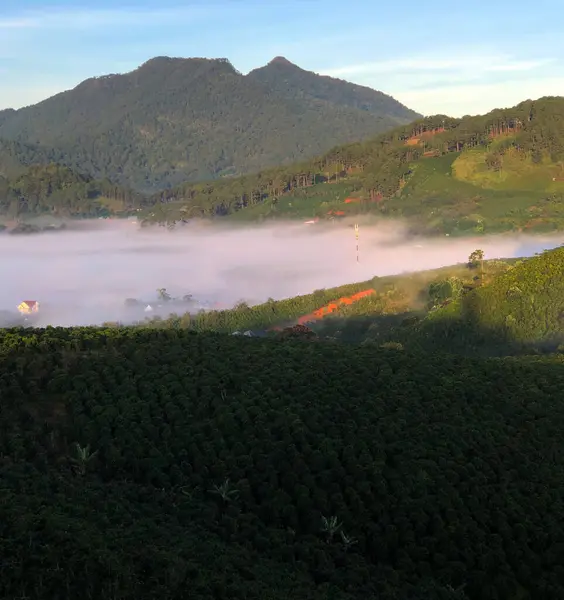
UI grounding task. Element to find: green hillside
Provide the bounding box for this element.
[145,96,564,235]
[0,57,419,191]
[124,256,515,345]
[4,326,564,599]
[407,246,564,355]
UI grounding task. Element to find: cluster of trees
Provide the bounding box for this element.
[0,163,147,218]
[3,326,564,598]
[0,56,418,192]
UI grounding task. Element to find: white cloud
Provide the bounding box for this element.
[393,77,564,117]
[318,52,561,116]
[322,55,554,78]
[0,5,218,31]
[0,18,37,29]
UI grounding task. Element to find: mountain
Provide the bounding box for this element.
[0,56,421,192]
[144,96,564,235]
[248,56,419,121]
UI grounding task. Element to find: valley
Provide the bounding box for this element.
[6,244,564,599]
[4,40,564,600]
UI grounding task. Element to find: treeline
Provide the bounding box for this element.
[143,96,564,225]
[3,327,564,598]
[0,163,147,218]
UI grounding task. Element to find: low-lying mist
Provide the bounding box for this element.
[1,218,561,326]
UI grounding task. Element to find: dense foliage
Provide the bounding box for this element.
[3,326,564,598]
[0,163,146,218]
[0,57,418,191]
[0,138,66,178]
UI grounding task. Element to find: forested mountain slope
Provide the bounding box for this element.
[0,57,420,191]
[0,138,64,178]
[146,96,564,235]
[3,326,564,599]
[0,109,15,128]
[247,56,419,121]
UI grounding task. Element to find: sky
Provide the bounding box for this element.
[1,0,563,117]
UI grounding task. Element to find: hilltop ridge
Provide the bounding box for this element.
[248,57,419,120]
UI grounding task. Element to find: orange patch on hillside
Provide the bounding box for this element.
[297,289,376,325]
[404,127,446,146]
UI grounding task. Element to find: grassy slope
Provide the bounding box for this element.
[226,182,359,222]
[226,144,564,234]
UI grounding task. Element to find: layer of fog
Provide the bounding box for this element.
[1,218,562,327]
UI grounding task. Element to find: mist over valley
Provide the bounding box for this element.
[2,219,561,327]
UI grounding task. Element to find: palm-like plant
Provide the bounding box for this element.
[321,515,342,542]
[71,442,98,476]
[340,530,358,552]
[209,478,239,503]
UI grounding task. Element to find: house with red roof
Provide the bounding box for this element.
[17,300,39,315]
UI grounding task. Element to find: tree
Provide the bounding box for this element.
[157,288,171,302]
[428,277,464,308]
[340,530,358,552]
[468,249,485,280]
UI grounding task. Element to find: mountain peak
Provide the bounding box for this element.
[138,56,234,70]
[267,56,296,67]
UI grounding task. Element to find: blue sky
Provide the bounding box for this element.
[1,0,563,116]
